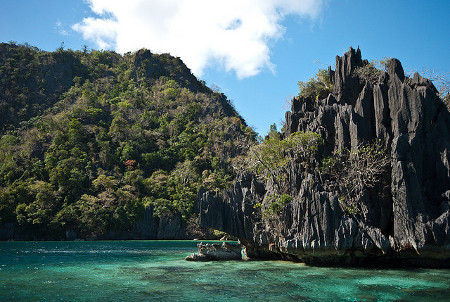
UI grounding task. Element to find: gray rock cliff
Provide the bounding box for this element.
[197,48,450,267]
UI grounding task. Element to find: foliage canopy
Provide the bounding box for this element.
[0,43,256,239]
[297,68,333,101]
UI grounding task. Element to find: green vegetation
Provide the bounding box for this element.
[297,68,333,101]
[242,126,322,229]
[253,192,294,240]
[242,127,322,192]
[255,193,293,219]
[0,43,256,239]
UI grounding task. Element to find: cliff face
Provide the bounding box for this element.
[198,48,450,267]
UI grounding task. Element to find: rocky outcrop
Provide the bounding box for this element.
[185,242,242,261]
[114,206,189,240]
[198,48,450,267]
[132,205,159,239]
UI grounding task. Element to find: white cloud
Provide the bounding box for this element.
[72,17,118,50]
[56,21,69,36]
[73,0,323,78]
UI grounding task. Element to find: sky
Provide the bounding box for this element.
[1,0,449,135]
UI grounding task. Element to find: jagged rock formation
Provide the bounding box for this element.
[185,242,242,261]
[197,48,450,267]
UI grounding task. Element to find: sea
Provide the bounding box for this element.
[0,240,448,301]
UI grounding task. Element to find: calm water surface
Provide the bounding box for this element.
[0,241,449,301]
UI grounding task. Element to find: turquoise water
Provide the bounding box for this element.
[0,241,449,301]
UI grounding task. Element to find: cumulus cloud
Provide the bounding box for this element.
[73,0,324,78]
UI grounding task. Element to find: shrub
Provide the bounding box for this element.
[297,68,333,101]
[321,139,389,215]
[246,131,323,190]
[354,57,390,85]
[255,193,293,219]
[253,193,293,240]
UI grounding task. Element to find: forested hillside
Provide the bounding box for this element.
[0,43,256,240]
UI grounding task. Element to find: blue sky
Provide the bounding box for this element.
[1,0,449,135]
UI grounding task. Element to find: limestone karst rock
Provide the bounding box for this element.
[197,47,450,267]
[185,242,242,261]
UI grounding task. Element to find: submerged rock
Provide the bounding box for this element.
[185,242,242,261]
